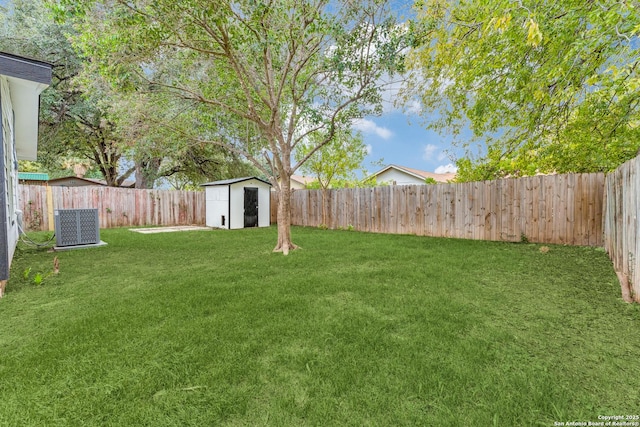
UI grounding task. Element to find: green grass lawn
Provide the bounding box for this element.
[1,226,639,426]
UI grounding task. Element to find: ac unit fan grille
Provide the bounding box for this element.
[55,209,100,247]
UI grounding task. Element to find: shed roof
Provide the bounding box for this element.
[201,176,272,187]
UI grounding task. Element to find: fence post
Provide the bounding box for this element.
[46,185,54,231]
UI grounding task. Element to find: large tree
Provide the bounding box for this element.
[2,0,241,188]
[59,0,404,253]
[405,0,640,181]
[0,0,139,185]
[110,90,258,188]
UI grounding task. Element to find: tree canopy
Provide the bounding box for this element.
[405,0,640,181]
[58,0,405,253]
[295,128,368,191]
[0,0,138,185]
[1,0,255,188]
[295,127,368,225]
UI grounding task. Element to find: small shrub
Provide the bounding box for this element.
[21,257,59,286]
[424,177,438,185]
[33,273,44,286]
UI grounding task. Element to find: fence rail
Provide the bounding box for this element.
[19,185,205,231]
[273,173,605,246]
[604,157,640,302]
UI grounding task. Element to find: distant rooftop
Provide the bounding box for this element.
[391,165,456,183]
[368,164,456,183]
[18,172,49,181]
[290,175,316,185]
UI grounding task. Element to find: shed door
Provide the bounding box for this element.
[244,187,259,227]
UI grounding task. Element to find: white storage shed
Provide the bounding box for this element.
[201,177,272,229]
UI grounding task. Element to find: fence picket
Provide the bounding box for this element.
[279,173,604,247]
[19,185,205,231]
[604,158,640,302]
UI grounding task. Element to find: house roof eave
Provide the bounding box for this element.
[1,52,52,161]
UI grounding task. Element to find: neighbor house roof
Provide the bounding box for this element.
[0,51,52,161]
[369,164,456,183]
[395,165,456,182]
[290,175,316,186]
[18,172,49,181]
[48,176,135,187]
[201,176,272,187]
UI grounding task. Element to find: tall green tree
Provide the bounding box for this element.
[405,0,640,181]
[295,128,367,225]
[59,0,405,253]
[110,91,258,188]
[0,0,139,185]
[2,0,241,188]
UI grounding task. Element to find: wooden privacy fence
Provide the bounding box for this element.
[19,168,640,302]
[19,185,205,231]
[273,173,605,246]
[604,157,640,303]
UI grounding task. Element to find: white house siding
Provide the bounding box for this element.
[288,179,306,190]
[376,168,425,185]
[1,76,19,266]
[205,186,230,229]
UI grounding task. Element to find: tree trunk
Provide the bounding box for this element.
[321,187,329,227]
[135,157,161,189]
[273,179,298,255]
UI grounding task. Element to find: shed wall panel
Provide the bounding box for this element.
[205,187,229,228]
[376,169,424,186]
[229,183,245,229]
[258,183,271,227]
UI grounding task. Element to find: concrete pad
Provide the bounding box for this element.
[129,226,212,234]
[53,241,108,251]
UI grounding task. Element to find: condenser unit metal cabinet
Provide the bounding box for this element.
[54,209,100,247]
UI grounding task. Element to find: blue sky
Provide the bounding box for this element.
[354,108,468,175]
[349,0,470,176]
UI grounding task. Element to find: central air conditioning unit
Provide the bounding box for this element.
[54,209,100,247]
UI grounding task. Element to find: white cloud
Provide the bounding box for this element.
[405,99,422,115]
[422,144,438,161]
[435,163,458,174]
[352,118,393,140]
[365,144,373,155]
